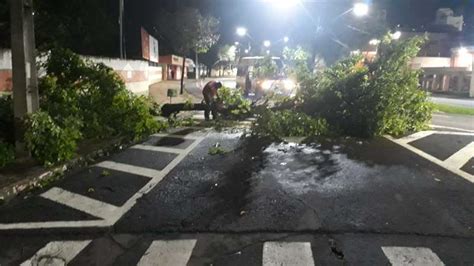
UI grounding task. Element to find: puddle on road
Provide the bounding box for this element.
[256,140,382,195]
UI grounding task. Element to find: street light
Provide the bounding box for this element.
[353,3,369,17]
[284,36,289,43]
[266,50,271,55]
[234,41,240,46]
[244,49,249,54]
[391,31,402,40]
[236,27,247,37]
[264,40,271,47]
[369,39,380,45]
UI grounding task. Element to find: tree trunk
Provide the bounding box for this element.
[195,50,200,79]
[180,54,186,94]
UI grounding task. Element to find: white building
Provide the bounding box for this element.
[434,8,464,32]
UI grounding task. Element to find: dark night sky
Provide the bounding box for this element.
[121,0,474,63]
[128,0,474,43]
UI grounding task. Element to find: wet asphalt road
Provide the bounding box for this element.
[0,126,473,265]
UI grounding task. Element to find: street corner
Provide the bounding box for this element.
[0,128,207,232]
[387,126,474,183]
[1,233,474,265]
[114,129,474,237]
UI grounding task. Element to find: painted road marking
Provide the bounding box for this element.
[96,161,160,178]
[386,130,474,183]
[132,144,184,154]
[396,131,435,145]
[263,242,315,266]
[137,239,197,266]
[431,125,474,133]
[41,187,119,219]
[445,142,474,169]
[107,132,205,222]
[381,246,444,266]
[20,240,91,266]
[0,130,206,231]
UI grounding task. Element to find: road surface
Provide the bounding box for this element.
[432,113,474,131]
[0,78,473,265]
[0,123,473,265]
[431,96,474,109]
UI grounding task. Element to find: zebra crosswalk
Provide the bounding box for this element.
[19,238,453,266]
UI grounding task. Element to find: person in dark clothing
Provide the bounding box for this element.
[202,81,222,120]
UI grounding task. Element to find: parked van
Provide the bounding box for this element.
[236,56,296,97]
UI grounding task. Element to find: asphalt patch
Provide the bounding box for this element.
[408,134,474,161]
[0,197,98,223]
[57,167,150,206]
[115,132,474,237]
[110,149,177,171]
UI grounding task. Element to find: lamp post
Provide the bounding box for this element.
[119,0,124,59]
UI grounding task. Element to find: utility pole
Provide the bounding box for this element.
[10,0,39,155]
[119,0,124,59]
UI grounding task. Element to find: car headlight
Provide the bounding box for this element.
[283,79,296,90]
[261,80,273,90]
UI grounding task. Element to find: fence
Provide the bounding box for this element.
[0,49,162,95]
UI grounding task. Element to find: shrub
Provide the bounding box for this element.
[0,141,15,168]
[110,91,165,140]
[40,48,164,140]
[218,87,252,118]
[252,109,328,140]
[298,36,432,137]
[24,111,82,166]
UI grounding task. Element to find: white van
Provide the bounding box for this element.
[236,56,296,97]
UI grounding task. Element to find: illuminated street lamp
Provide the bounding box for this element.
[236,27,247,37]
[353,3,369,17]
[369,39,380,45]
[264,40,271,47]
[244,49,249,54]
[266,50,271,55]
[391,31,402,40]
[234,41,240,46]
[284,36,289,43]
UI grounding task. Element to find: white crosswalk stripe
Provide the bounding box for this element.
[137,239,197,266]
[20,240,91,266]
[262,241,315,266]
[382,246,445,266]
[41,187,119,219]
[96,160,160,178]
[17,239,453,265]
[444,142,474,169]
[132,144,184,154]
[386,130,474,183]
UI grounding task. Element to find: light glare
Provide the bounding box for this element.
[236,27,247,37]
[353,3,369,17]
[264,40,271,47]
[391,31,402,40]
[264,0,299,9]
